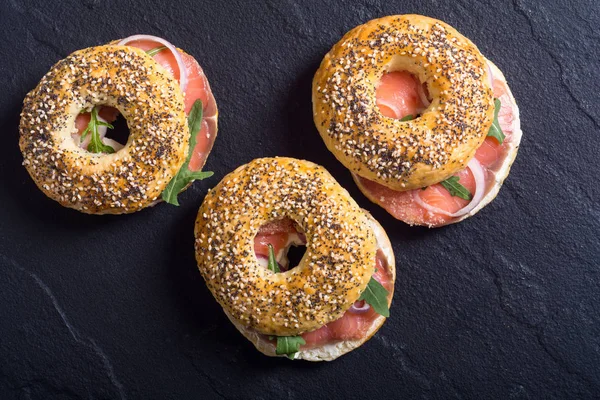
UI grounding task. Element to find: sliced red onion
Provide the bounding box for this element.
[297,232,307,245]
[417,82,431,108]
[349,300,371,314]
[413,158,486,218]
[486,61,494,89]
[117,34,188,93]
[256,254,269,269]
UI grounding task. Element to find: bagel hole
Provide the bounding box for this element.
[104,114,131,146]
[286,244,307,271]
[254,218,306,273]
[376,71,431,120]
[72,106,130,152]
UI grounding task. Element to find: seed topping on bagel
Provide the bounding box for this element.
[195,158,377,336]
[20,45,188,213]
[313,15,495,189]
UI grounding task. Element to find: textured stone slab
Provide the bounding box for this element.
[0,0,598,398]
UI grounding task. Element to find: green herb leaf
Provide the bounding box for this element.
[162,100,214,206]
[400,114,414,121]
[267,244,280,273]
[97,121,114,129]
[83,107,115,154]
[88,138,115,154]
[146,46,167,57]
[359,277,390,317]
[274,336,306,359]
[80,126,91,143]
[487,98,505,144]
[188,171,214,180]
[440,176,472,200]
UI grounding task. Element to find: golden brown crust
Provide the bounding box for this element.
[194,157,377,336]
[312,14,494,191]
[352,59,522,227]
[19,45,188,214]
[227,212,396,361]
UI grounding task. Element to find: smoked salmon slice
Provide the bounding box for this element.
[376,71,427,119]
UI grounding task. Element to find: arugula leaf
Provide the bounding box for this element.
[440,176,472,200]
[487,98,505,144]
[359,277,390,317]
[82,106,115,154]
[274,336,306,359]
[146,46,167,57]
[88,138,115,154]
[400,114,414,121]
[80,126,91,142]
[162,100,214,206]
[267,244,280,273]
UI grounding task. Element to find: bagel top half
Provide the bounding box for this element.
[19,45,188,214]
[194,157,378,337]
[312,14,495,191]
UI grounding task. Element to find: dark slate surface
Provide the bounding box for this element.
[1,0,599,398]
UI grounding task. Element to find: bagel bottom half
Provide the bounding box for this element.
[226,211,396,362]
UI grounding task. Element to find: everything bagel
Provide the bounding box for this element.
[353,60,522,227]
[20,35,218,213]
[20,45,188,214]
[195,157,376,335]
[195,158,396,361]
[314,15,521,227]
[312,14,495,191]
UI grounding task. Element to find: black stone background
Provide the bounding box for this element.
[1,0,599,398]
